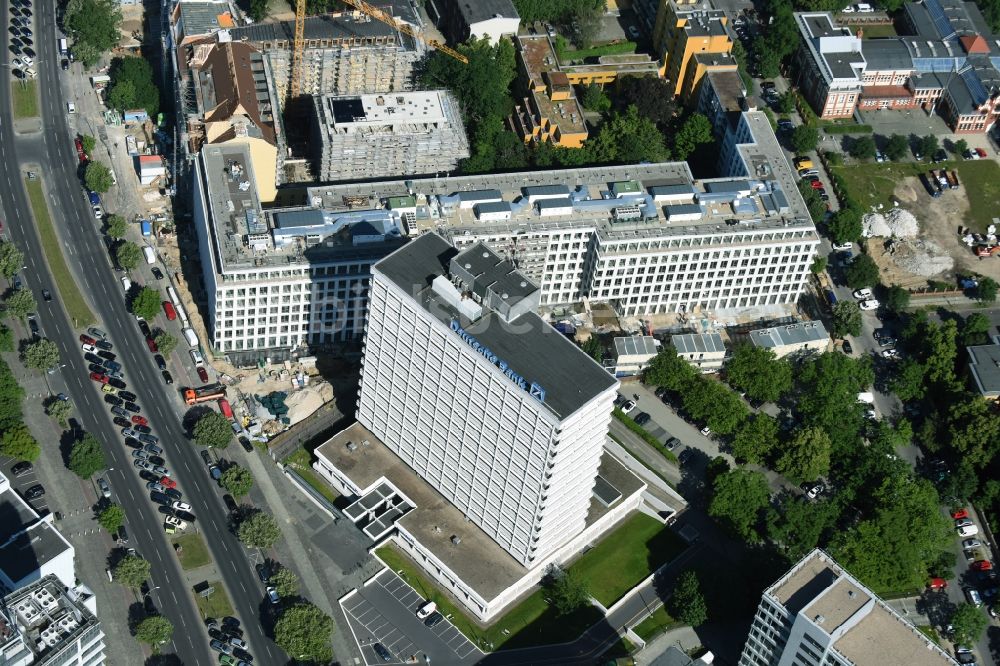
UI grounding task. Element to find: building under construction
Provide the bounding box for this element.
[311,90,469,182]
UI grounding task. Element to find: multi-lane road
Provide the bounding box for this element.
[0,2,286,664]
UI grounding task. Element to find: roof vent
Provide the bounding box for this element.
[482,251,489,257]
[848,590,856,598]
[451,535,462,545]
[815,615,826,624]
[520,281,527,287]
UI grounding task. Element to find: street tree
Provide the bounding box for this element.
[273,603,334,664]
[84,162,114,194]
[849,135,877,160]
[107,57,160,117]
[777,92,796,114]
[790,125,819,153]
[884,134,909,160]
[845,253,880,289]
[115,242,142,271]
[796,352,874,454]
[961,312,992,346]
[236,510,281,549]
[977,277,998,303]
[44,396,73,427]
[954,139,969,155]
[0,243,24,278]
[776,427,831,483]
[154,332,177,357]
[945,396,1000,469]
[708,468,770,541]
[546,568,591,616]
[673,113,714,161]
[65,0,122,66]
[5,288,36,320]
[731,413,780,465]
[194,411,232,449]
[831,300,862,338]
[951,603,988,646]
[923,319,960,390]
[105,214,128,239]
[810,256,828,274]
[0,326,12,352]
[828,207,863,244]
[220,465,254,497]
[767,495,839,561]
[682,378,748,435]
[798,181,827,223]
[112,554,150,589]
[883,284,910,313]
[248,0,269,20]
[129,286,161,321]
[0,424,39,462]
[97,503,125,533]
[270,567,300,598]
[21,339,59,372]
[724,344,792,404]
[81,135,97,155]
[643,348,698,394]
[69,433,106,478]
[668,570,708,627]
[135,615,173,649]
[919,134,939,158]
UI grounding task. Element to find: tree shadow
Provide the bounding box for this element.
[145,655,183,666]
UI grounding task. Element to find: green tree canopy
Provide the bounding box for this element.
[811,256,828,274]
[273,603,334,664]
[81,135,97,155]
[0,326,12,353]
[0,243,25,279]
[194,411,233,449]
[84,162,114,194]
[579,83,611,112]
[581,336,602,361]
[65,0,122,66]
[831,300,862,338]
[270,567,300,598]
[978,277,998,303]
[106,214,128,239]
[731,413,780,465]
[919,134,939,157]
[236,510,281,549]
[945,395,1000,469]
[0,424,39,462]
[21,339,60,372]
[767,495,839,561]
[5,288,36,320]
[546,568,591,616]
[891,358,926,401]
[115,242,142,272]
[69,433,106,478]
[98,503,125,533]
[953,139,969,155]
[248,0,269,20]
[643,348,698,394]
[220,465,254,497]
[668,570,708,626]
[683,378,749,435]
[828,207,863,244]
[44,396,72,427]
[884,134,909,160]
[961,312,992,346]
[129,286,161,321]
[0,359,25,429]
[612,76,677,128]
[673,113,714,161]
[135,615,173,648]
[796,352,873,454]
[724,344,792,404]
[849,135,877,160]
[589,105,669,164]
[798,181,828,223]
[107,57,160,117]
[883,284,910,313]
[776,427,831,483]
[777,92,796,114]
[154,332,177,357]
[790,125,819,153]
[951,603,988,646]
[112,554,150,588]
[708,468,770,541]
[845,253,880,289]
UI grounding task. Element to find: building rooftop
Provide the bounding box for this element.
[516,37,588,137]
[680,8,729,37]
[320,91,449,128]
[614,335,659,358]
[967,340,1000,397]
[452,0,519,24]
[862,38,916,70]
[750,320,829,348]
[948,57,1000,113]
[191,40,276,145]
[671,332,726,355]
[316,422,643,600]
[3,575,100,662]
[0,489,72,585]
[374,233,618,420]
[198,144,406,272]
[228,6,417,45]
[175,0,234,40]
[797,13,866,84]
[768,550,958,666]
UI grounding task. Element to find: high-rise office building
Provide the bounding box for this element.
[355,233,619,566]
[739,550,957,666]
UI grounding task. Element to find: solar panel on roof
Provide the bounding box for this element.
[925,0,957,39]
[961,67,989,105]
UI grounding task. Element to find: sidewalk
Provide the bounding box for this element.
[635,626,703,665]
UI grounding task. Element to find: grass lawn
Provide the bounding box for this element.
[568,513,686,607]
[917,625,940,644]
[283,447,339,504]
[194,582,234,620]
[634,604,679,641]
[172,533,211,570]
[375,545,603,651]
[10,81,38,119]
[830,160,1000,231]
[25,179,96,327]
[844,23,898,38]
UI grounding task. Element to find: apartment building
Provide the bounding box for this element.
[647,0,736,98]
[739,549,957,666]
[432,0,519,45]
[310,91,469,181]
[0,575,103,666]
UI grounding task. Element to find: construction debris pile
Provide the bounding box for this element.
[862,208,919,238]
[254,382,334,429]
[883,238,954,277]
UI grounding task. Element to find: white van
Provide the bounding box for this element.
[182,327,199,348]
[142,246,156,265]
[120,276,132,292]
[855,3,874,11]
[66,102,76,114]
[190,349,204,366]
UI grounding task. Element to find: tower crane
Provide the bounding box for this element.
[290,0,468,98]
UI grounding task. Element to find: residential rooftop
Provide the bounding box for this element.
[967,339,1000,397]
[453,0,518,24]
[768,550,958,666]
[315,421,645,600]
[374,233,617,420]
[749,320,829,348]
[670,332,726,356]
[228,5,419,44]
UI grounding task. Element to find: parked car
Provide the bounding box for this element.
[633,412,651,426]
[10,461,32,477]
[373,643,392,662]
[952,508,970,519]
[966,587,983,606]
[266,586,279,604]
[24,484,44,500]
[958,524,980,537]
[852,288,873,300]
[620,400,636,414]
[928,577,948,590]
[858,299,880,311]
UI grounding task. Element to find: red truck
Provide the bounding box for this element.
[218,398,234,420]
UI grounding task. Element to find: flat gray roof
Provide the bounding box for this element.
[670,333,726,355]
[968,342,1000,397]
[229,2,418,42]
[863,39,916,71]
[749,320,829,348]
[375,233,617,420]
[0,491,71,584]
[450,0,519,23]
[614,335,658,357]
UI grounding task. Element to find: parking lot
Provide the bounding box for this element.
[341,569,479,665]
[0,454,48,515]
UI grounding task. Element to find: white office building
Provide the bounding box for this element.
[739,550,957,666]
[356,233,619,565]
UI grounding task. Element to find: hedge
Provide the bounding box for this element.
[824,124,874,134]
[613,408,679,464]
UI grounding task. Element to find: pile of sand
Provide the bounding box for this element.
[862,208,919,238]
[884,238,954,277]
[284,382,335,425]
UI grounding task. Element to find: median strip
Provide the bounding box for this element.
[24,177,96,327]
[10,81,38,120]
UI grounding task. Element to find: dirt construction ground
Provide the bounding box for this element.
[868,174,1000,285]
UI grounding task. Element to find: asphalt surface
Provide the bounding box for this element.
[0,3,286,665]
